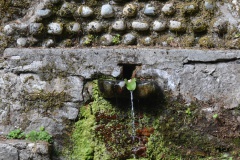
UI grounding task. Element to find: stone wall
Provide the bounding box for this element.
[1,0,240,51]
[0,140,51,160]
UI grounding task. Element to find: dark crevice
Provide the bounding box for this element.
[118,63,142,80]
[14,71,38,75]
[183,58,240,65]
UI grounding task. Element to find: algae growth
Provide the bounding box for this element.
[67,80,240,159]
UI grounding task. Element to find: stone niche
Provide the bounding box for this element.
[1,48,240,159]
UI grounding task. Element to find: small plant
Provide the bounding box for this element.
[213,113,218,119]
[7,129,25,139]
[83,34,94,45]
[26,126,53,143]
[185,108,191,116]
[124,78,136,91]
[112,34,121,45]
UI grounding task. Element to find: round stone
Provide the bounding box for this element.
[142,37,153,46]
[86,21,102,33]
[144,4,156,16]
[47,22,63,35]
[36,9,52,18]
[204,0,214,10]
[183,3,198,15]
[29,23,44,35]
[66,22,81,33]
[101,4,114,18]
[58,2,76,17]
[152,20,167,32]
[162,3,175,16]
[80,35,94,46]
[3,25,14,35]
[123,33,136,45]
[100,34,113,46]
[123,3,137,17]
[169,20,186,32]
[42,39,55,48]
[132,21,149,31]
[192,18,208,33]
[76,5,93,17]
[112,20,126,31]
[17,38,28,47]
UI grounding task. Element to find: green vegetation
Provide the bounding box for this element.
[7,128,25,139]
[26,127,53,143]
[213,113,218,119]
[66,80,240,159]
[112,34,121,45]
[7,127,52,143]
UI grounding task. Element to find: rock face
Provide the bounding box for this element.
[0,140,51,160]
[1,48,240,158]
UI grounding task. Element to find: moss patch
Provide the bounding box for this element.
[66,80,240,159]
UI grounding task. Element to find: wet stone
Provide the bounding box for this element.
[152,20,167,32]
[132,21,149,31]
[86,21,102,33]
[122,33,136,45]
[162,3,175,16]
[66,22,81,33]
[29,23,43,35]
[144,4,156,16]
[101,4,114,18]
[42,39,55,48]
[123,3,137,17]
[47,22,63,35]
[112,20,126,31]
[100,34,113,46]
[36,9,52,18]
[76,5,93,17]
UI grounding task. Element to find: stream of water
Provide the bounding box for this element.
[130,91,135,142]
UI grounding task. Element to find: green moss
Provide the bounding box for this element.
[181,35,195,47]
[24,90,70,113]
[112,34,121,45]
[198,36,214,48]
[192,18,208,33]
[66,81,240,159]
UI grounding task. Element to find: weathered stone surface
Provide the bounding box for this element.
[76,5,93,17]
[100,34,113,46]
[123,3,137,17]
[132,21,149,31]
[0,140,51,160]
[112,20,126,31]
[47,22,63,35]
[144,4,156,16]
[36,9,51,18]
[152,20,167,32]
[162,3,175,16]
[2,48,240,110]
[101,4,114,18]
[122,33,136,45]
[86,21,103,33]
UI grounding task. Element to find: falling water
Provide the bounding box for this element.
[130,91,135,142]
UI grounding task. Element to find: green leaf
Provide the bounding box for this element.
[124,78,136,91]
